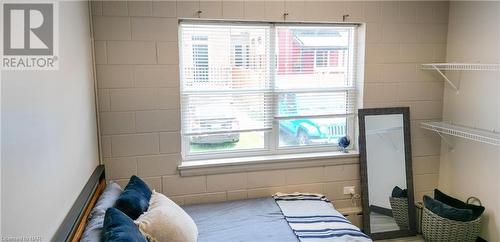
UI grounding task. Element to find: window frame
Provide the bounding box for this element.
[179,20,360,161]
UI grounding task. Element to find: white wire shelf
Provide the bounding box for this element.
[421,121,500,147]
[421,63,500,71]
[421,63,500,94]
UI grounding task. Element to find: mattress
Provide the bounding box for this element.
[183,197,300,242]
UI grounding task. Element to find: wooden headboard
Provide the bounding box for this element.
[52,165,105,242]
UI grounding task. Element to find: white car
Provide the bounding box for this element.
[190,117,240,144]
[189,102,240,144]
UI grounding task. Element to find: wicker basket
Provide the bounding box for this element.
[422,197,482,242]
[415,201,423,234]
[389,196,409,229]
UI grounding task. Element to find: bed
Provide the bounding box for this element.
[53,166,370,242]
[183,197,299,242]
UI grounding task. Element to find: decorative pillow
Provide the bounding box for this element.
[423,195,474,222]
[135,191,198,242]
[114,176,152,220]
[127,175,152,199]
[80,182,122,242]
[434,189,485,220]
[391,186,408,198]
[102,208,147,242]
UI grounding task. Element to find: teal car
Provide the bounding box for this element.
[278,93,346,145]
[279,118,346,145]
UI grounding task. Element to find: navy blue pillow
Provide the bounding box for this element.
[434,189,484,220]
[114,176,152,220]
[391,186,408,198]
[125,175,152,199]
[102,208,147,242]
[423,195,474,222]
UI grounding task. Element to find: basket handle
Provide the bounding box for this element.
[467,196,482,206]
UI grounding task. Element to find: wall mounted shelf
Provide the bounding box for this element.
[421,121,500,147]
[421,63,500,71]
[421,63,500,94]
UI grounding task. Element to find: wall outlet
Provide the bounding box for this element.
[343,186,356,195]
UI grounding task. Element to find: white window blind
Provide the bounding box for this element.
[180,22,273,135]
[180,22,357,138]
[274,25,357,120]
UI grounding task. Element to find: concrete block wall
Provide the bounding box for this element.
[91,0,448,206]
[438,2,500,240]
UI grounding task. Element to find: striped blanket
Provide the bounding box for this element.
[273,193,372,242]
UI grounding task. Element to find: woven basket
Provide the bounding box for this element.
[415,201,424,234]
[389,196,409,229]
[422,197,482,242]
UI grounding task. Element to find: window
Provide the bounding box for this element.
[315,50,328,67]
[191,35,209,82]
[180,21,358,160]
[234,44,243,66]
[192,44,209,82]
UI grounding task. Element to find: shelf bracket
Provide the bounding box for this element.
[436,132,454,151]
[431,64,460,94]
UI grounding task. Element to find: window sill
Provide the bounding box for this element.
[178,151,359,176]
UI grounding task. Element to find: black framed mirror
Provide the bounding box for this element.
[358,107,416,240]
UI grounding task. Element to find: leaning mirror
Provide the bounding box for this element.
[358,107,416,240]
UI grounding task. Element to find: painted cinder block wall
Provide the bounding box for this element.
[91,0,447,207]
[438,2,500,241]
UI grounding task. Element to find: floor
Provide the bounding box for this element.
[370,212,400,233]
[369,211,424,242]
[378,235,424,242]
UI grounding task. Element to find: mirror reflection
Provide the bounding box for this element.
[365,114,408,233]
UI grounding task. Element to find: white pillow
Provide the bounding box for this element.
[135,191,198,242]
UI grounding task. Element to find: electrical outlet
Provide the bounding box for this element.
[343,186,356,195]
